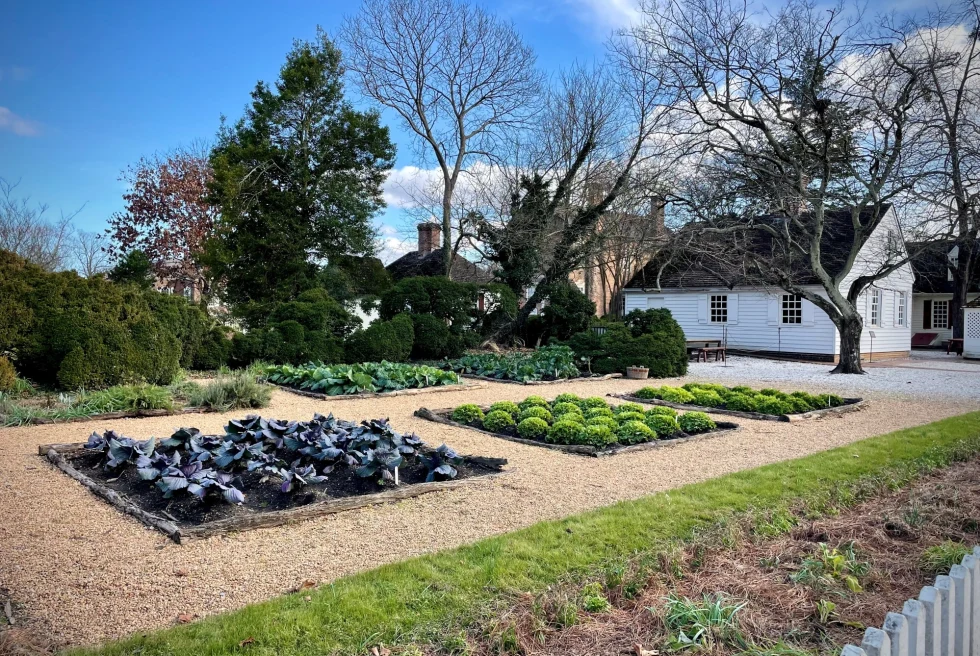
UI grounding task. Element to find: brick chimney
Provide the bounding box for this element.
[417,223,442,255]
[650,196,666,235]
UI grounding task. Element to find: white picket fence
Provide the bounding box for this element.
[842,547,980,656]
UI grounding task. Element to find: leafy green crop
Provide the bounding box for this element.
[444,345,580,382]
[635,384,851,416]
[265,361,459,396]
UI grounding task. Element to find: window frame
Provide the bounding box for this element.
[780,293,803,325]
[870,289,882,327]
[896,292,906,327]
[709,294,728,324]
[933,300,949,330]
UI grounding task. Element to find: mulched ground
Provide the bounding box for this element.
[66,449,504,527]
[487,457,980,656]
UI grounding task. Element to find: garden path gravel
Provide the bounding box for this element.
[0,370,977,648]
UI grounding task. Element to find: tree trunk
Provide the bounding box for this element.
[442,192,453,278]
[950,239,975,339]
[831,314,865,374]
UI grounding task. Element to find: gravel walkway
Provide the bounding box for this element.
[0,372,977,649]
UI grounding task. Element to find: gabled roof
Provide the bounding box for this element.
[625,205,896,291]
[909,240,980,294]
[386,249,495,284]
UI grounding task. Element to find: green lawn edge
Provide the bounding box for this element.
[74,411,980,656]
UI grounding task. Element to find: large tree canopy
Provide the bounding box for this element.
[205,30,396,307]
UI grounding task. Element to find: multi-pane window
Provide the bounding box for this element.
[709,295,728,323]
[933,300,949,329]
[870,289,882,326]
[781,294,802,324]
[897,292,906,327]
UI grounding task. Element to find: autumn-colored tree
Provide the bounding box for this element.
[106,144,217,288]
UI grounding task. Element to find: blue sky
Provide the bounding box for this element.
[0,0,634,260]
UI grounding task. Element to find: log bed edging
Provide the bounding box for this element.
[40,442,508,543]
[414,406,739,457]
[608,393,866,422]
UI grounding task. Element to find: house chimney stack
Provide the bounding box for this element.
[650,196,666,235]
[417,223,442,256]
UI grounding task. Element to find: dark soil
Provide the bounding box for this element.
[471,458,980,656]
[66,450,505,528]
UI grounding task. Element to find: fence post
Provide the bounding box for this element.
[962,554,979,656]
[920,586,943,656]
[885,612,910,656]
[951,564,972,656]
[937,575,956,656]
[844,646,869,656]
[903,599,926,656]
[865,627,894,656]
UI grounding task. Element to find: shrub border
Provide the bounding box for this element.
[458,372,622,386]
[39,441,509,544]
[414,405,739,457]
[609,391,867,422]
[268,379,486,401]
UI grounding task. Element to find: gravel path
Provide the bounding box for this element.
[0,372,977,649]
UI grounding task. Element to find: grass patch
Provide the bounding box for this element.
[920,540,973,575]
[74,411,980,656]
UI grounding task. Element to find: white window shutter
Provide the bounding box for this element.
[697,294,708,324]
[891,291,898,327]
[802,298,815,325]
[767,295,779,325]
[865,292,871,322]
[728,294,738,324]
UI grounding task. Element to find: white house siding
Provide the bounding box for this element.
[623,287,839,358]
[912,293,980,344]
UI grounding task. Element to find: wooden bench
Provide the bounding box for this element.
[946,338,964,355]
[696,346,727,362]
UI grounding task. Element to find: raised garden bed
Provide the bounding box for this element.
[612,383,866,422]
[415,394,738,457]
[457,372,622,386]
[269,379,487,400]
[443,345,620,385]
[264,362,466,398]
[40,413,506,543]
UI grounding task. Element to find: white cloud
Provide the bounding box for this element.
[566,0,640,32]
[375,222,414,264]
[0,107,40,136]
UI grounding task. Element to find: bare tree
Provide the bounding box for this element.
[72,230,111,277]
[625,0,941,373]
[906,1,980,338]
[342,0,542,276]
[0,178,78,271]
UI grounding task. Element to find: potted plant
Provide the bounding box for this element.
[626,365,649,379]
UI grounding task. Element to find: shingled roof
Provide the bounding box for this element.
[625,205,895,291]
[386,222,495,284]
[909,240,980,294]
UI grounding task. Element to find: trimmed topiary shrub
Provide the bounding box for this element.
[408,313,457,360]
[613,402,645,415]
[452,404,485,424]
[345,313,415,363]
[517,417,549,440]
[645,406,678,418]
[483,410,516,433]
[677,411,716,434]
[724,393,758,412]
[659,386,696,404]
[585,406,614,420]
[489,401,521,419]
[0,356,16,392]
[615,411,647,424]
[519,406,553,423]
[645,413,679,438]
[519,395,549,410]
[582,424,616,448]
[690,389,725,408]
[547,419,586,444]
[617,419,656,445]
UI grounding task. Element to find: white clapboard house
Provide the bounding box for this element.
[908,241,980,347]
[621,206,913,362]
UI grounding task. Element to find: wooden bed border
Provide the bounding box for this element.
[607,393,867,422]
[457,373,622,386]
[414,406,740,458]
[269,380,486,401]
[39,442,508,544]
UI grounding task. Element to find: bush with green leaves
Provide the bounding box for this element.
[517,417,549,440]
[645,405,677,418]
[553,393,581,405]
[587,416,618,431]
[452,404,485,424]
[265,361,459,396]
[581,396,608,409]
[645,413,679,438]
[563,309,687,378]
[489,401,521,419]
[519,395,549,410]
[616,411,647,424]
[344,313,414,363]
[483,410,516,433]
[445,345,580,383]
[186,372,273,410]
[552,402,583,419]
[614,402,645,415]
[547,419,585,444]
[724,393,758,412]
[815,393,845,408]
[519,406,553,423]
[785,396,814,413]
[678,411,716,434]
[585,406,614,420]
[617,420,656,445]
[690,389,725,408]
[582,424,616,448]
[634,386,661,399]
[660,387,696,404]
[755,395,792,416]
[0,357,15,393]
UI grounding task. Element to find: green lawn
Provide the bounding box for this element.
[75,411,980,656]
